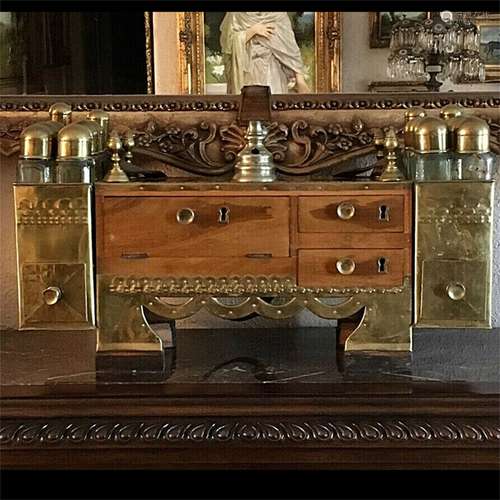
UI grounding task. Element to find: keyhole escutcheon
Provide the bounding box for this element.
[377,257,388,273]
[218,206,230,224]
[379,204,390,221]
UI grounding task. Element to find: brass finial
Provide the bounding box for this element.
[103,131,129,183]
[122,130,135,165]
[49,102,72,125]
[377,127,404,182]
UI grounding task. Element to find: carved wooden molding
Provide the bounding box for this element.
[1,92,498,113]
[133,118,376,176]
[1,418,498,448]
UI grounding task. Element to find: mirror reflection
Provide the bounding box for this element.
[1,11,498,95]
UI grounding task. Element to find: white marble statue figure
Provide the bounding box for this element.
[220,12,310,94]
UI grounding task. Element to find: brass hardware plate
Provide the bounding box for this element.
[415,181,493,328]
[14,185,95,330]
[97,275,412,352]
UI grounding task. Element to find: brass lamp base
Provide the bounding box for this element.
[232,120,277,183]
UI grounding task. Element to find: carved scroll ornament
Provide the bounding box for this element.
[133,118,375,176]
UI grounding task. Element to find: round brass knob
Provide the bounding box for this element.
[446,282,466,301]
[176,208,195,224]
[336,202,356,220]
[42,286,62,306]
[336,258,356,275]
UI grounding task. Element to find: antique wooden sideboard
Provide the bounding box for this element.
[1,92,499,470]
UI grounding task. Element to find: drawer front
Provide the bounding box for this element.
[298,195,405,233]
[298,249,405,288]
[418,259,489,326]
[101,196,290,258]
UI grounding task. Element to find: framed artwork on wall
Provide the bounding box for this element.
[475,15,500,81]
[174,12,341,95]
[369,12,428,48]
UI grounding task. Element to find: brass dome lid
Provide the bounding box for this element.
[57,123,93,159]
[413,117,448,153]
[404,107,426,122]
[455,116,490,153]
[77,119,103,153]
[48,102,72,125]
[87,110,110,138]
[20,123,53,159]
[439,104,464,121]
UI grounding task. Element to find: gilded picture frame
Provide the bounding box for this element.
[474,15,500,81]
[369,12,429,48]
[176,12,342,94]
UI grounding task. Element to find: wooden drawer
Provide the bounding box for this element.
[298,195,405,233]
[101,196,290,258]
[298,249,405,288]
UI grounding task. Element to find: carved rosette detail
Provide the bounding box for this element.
[1,419,498,448]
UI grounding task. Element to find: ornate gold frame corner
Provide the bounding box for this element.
[176,11,342,95]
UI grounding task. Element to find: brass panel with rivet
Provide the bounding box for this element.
[415,181,494,328]
[14,184,95,330]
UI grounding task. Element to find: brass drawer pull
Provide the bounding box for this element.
[176,208,195,224]
[336,202,356,220]
[42,286,62,306]
[447,282,466,301]
[336,258,356,275]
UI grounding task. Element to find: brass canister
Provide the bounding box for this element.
[48,102,72,125]
[57,123,93,159]
[20,123,53,159]
[455,116,490,153]
[77,119,103,154]
[403,107,427,150]
[440,104,467,150]
[87,110,110,149]
[413,117,448,153]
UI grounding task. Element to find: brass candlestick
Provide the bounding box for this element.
[103,132,129,183]
[377,127,404,182]
[371,128,386,178]
[122,130,136,166]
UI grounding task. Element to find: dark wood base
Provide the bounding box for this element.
[1,327,499,469]
[96,348,176,382]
